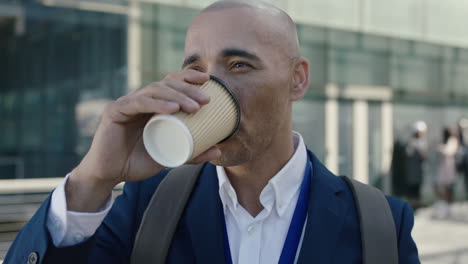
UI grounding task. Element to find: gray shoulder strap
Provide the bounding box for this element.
[340,176,399,264]
[130,163,205,264]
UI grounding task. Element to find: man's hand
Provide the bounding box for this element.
[66,70,221,212]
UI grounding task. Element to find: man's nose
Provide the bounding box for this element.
[204,68,239,96]
[205,66,224,80]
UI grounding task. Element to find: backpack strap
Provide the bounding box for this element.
[340,176,399,264]
[130,163,205,264]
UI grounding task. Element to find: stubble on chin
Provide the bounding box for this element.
[209,136,252,167]
[209,148,247,167]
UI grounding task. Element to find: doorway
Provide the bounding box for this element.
[325,84,393,193]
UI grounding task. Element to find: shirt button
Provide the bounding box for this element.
[74,233,85,243]
[27,252,39,264]
[247,224,255,235]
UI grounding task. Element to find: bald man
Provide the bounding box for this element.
[5,1,419,263]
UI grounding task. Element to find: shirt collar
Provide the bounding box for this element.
[216,131,308,217]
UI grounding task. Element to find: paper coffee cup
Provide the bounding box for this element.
[143,76,240,167]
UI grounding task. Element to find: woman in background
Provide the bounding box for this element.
[433,127,459,219]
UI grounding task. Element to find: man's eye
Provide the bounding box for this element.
[232,62,251,69]
[189,66,205,72]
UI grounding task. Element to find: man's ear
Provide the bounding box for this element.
[289,57,309,102]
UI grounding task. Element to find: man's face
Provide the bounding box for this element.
[183,8,295,166]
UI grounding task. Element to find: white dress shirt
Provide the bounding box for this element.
[47,132,308,264]
[217,132,307,264]
[47,173,113,247]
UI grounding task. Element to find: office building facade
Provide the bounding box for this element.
[1,0,467,199]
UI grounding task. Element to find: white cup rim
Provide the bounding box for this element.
[143,114,194,167]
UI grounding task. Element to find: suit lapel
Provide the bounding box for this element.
[184,163,227,264]
[182,152,350,264]
[297,152,350,264]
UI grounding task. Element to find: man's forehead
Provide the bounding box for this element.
[184,2,299,60]
[184,9,264,53]
[187,7,263,35]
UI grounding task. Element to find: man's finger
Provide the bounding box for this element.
[182,69,210,85]
[164,78,210,105]
[141,84,202,113]
[109,96,180,122]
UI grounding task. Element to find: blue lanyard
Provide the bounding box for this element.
[222,161,312,264]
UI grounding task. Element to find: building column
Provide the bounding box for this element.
[127,0,142,91]
[381,101,393,194]
[353,100,369,184]
[325,98,339,175]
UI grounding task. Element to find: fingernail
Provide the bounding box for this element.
[200,94,210,103]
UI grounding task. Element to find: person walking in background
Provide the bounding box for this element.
[456,118,468,199]
[405,121,428,209]
[433,127,459,219]
[391,134,409,198]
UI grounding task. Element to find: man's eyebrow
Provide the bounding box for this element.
[221,48,260,62]
[182,54,200,68]
[181,49,261,68]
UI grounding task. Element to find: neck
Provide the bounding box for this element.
[225,130,295,217]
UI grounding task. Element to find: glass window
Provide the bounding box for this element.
[0,4,126,179]
[453,62,468,95]
[457,48,468,62]
[391,56,442,91]
[414,42,442,59]
[442,106,468,127]
[298,25,328,88]
[368,102,382,187]
[292,99,326,161]
[300,43,327,88]
[0,120,16,152]
[20,118,43,152]
[391,39,412,56]
[361,34,390,53]
[329,29,359,49]
[141,4,197,83]
[298,24,326,45]
[338,100,353,177]
[329,48,389,86]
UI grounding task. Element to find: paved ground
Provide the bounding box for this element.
[414,202,468,264]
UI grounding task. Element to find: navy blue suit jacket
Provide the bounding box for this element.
[5,151,420,263]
